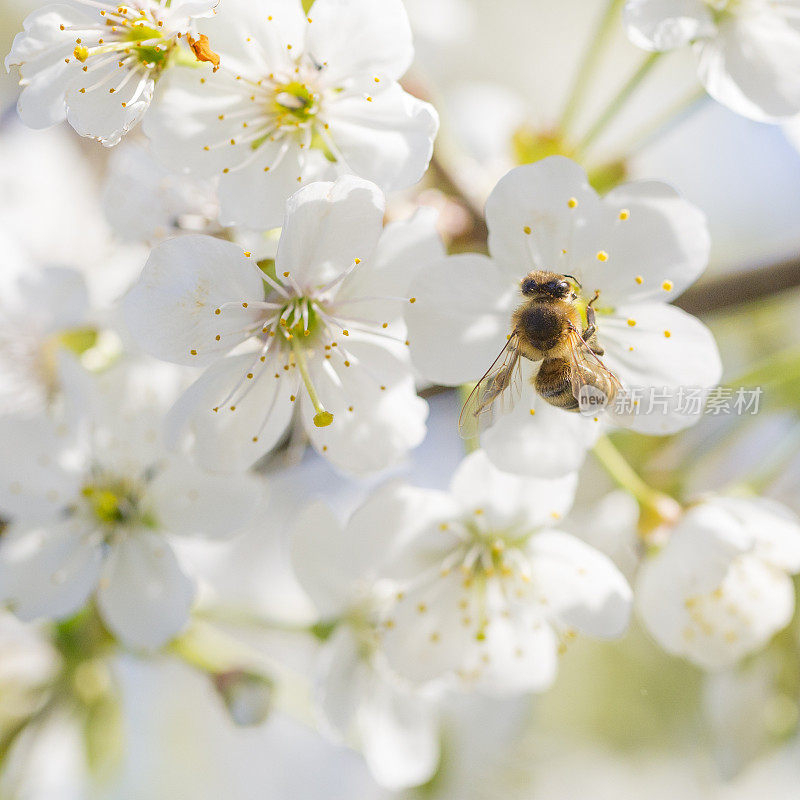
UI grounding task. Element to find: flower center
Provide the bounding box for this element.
[271,80,319,128]
[125,24,174,68]
[80,478,154,529]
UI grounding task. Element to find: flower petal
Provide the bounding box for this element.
[96,530,194,650]
[359,676,440,790]
[710,497,800,573]
[484,157,602,284]
[623,0,715,51]
[65,66,154,147]
[698,11,800,122]
[527,530,633,638]
[306,0,414,84]
[461,610,559,695]
[481,377,602,478]
[123,234,266,367]
[303,339,428,474]
[449,450,577,529]
[381,569,480,684]
[165,352,299,473]
[0,517,103,621]
[0,416,85,523]
[600,303,722,434]
[275,176,386,290]
[406,253,514,385]
[147,458,264,539]
[326,81,438,191]
[584,181,710,306]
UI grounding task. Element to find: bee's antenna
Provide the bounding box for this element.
[563,274,582,289]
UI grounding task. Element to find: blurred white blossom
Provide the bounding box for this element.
[0,360,264,649]
[624,0,800,122]
[637,496,800,670]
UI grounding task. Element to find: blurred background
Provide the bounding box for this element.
[2,0,800,798]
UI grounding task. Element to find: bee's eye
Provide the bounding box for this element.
[557,280,569,294]
[521,278,537,295]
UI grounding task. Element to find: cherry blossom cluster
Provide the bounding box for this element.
[2,0,800,792]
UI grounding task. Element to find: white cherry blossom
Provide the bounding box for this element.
[143,0,439,229]
[637,495,800,670]
[0,232,93,419]
[0,360,264,650]
[292,502,441,790]
[623,0,800,122]
[123,176,437,474]
[405,156,721,477]
[373,451,632,694]
[5,0,220,146]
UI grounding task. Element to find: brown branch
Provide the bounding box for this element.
[675,255,800,316]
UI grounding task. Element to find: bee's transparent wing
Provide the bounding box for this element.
[458,334,524,439]
[565,326,627,420]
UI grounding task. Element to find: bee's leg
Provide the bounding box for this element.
[583,302,604,355]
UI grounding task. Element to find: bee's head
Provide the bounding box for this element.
[520,271,579,300]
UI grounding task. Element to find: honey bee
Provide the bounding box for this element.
[459,270,622,437]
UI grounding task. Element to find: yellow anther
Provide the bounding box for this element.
[619,209,630,220]
[662,280,673,291]
[635,275,643,285]
[73,45,89,62]
[313,411,333,427]
[596,251,608,262]
[664,330,671,338]
[567,197,578,208]
[523,225,531,235]
[627,319,636,327]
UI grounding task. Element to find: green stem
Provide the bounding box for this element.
[560,0,626,136]
[592,435,680,524]
[573,51,662,158]
[614,86,707,157]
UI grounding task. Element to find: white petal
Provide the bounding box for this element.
[710,496,800,572]
[481,378,601,478]
[484,157,602,284]
[123,234,266,367]
[306,0,414,84]
[600,303,722,434]
[382,570,479,684]
[344,483,460,582]
[144,66,260,177]
[0,517,103,621]
[303,340,428,475]
[198,0,305,77]
[291,502,353,616]
[360,676,440,790]
[15,267,90,333]
[527,530,633,638]
[96,530,194,650]
[147,458,264,539]
[637,550,795,670]
[6,5,94,129]
[315,625,369,738]
[698,11,800,122]
[326,81,438,191]
[449,450,577,529]
[165,352,299,473]
[461,610,559,695]
[623,0,715,51]
[583,181,710,306]
[65,65,154,146]
[217,144,335,231]
[0,416,85,523]
[406,253,514,385]
[337,206,445,323]
[275,176,386,290]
